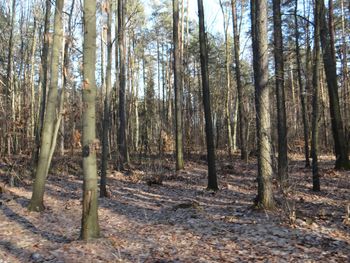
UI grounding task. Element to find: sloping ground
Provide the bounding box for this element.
[0,154,349,262]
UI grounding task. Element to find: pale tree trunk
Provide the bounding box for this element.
[173,0,184,170]
[197,0,218,191]
[81,0,100,240]
[5,0,16,156]
[320,72,329,148]
[251,0,274,209]
[220,0,234,157]
[319,0,349,169]
[272,0,288,185]
[311,0,321,192]
[231,0,247,160]
[30,18,37,143]
[32,0,51,174]
[294,0,310,167]
[101,0,113,198]
[28,0,64,212]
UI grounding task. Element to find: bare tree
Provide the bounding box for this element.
[197,0,218,190]
[81,0,100,239]
[251,0,274,209]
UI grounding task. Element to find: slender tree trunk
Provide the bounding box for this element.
[173,0,184,170]
[5,0,16,156]
[101,0,113,197]
[30,18,37,143]
[220,1,234,157]
[117,0,129,170]
[294,0,310,167]
[272,0,288,184]
[231,0,247,160]
[340,0,349,139]
[311,0,321,192]
[197,0,218,191]
[32,0,51,174]
[81,0,100,240]
[319,0,350,169]
[28,0,64,212]
[251,0,274,209]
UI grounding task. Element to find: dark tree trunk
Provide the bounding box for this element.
[319,0,350,169]
[294,0,310,168]
[197,0,218,191]
[101,0,113,197]
[272,0,288,185]
[311,0,321,192]
[117,0,129,170]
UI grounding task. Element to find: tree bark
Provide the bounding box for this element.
[28,0,64,212]
[251,0,274,209]
[173,0,184,170]
[4,0,16,156]
[272,0,288,185]
[197,0,218,191]
[231,0,247,161]
[101,0,113,197]
[80,0,100,240]
[117,0,129,170]
[311,0,321,192]
[319,0,349,169]
[32,0,51,175]
[294,0,310,167]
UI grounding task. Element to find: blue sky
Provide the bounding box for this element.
[188,0,224,34]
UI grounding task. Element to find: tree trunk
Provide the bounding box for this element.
[311,0,321,192]
[251,0,274,209]
[173,0,184,170]
[340,0,349,140]
[272,0,288,185]
[80,0,100,240]
[28,0,64,212]
[197,0,218,191]
[101,0,113,198]
[117,0,129,170]
[294,0,310,167]
[231,0,247,161]
[5,0,16,156]
[220,0,234,157]
[32,0,51,175]
[319,0,350,169]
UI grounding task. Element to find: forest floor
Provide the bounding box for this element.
[0,153,349,262]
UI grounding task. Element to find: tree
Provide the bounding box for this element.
[117,0,129,170]
[4,0,16,156]
[197,0,218,191]
[272,0,288,184]
[319,0,350,170]
[28,0,64,212]
[311,0,321,192]
[173,0,184,170]
[80,0,100,239]
[219,0,235,157]
[251,0,274,209]
[100,0,113,198]
[32,0,51,170]
[231,0,247,161]
[294,0,310,168]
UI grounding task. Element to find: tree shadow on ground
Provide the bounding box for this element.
[1,204,72,244]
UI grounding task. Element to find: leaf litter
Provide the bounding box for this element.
[0,154,349,262]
